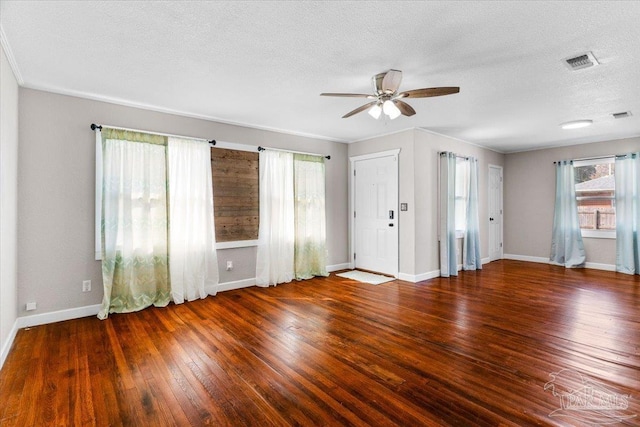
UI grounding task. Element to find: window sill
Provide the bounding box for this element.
[216,240,258,250]
[581,230,615,239]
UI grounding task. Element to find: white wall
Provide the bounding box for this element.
[0,44,19,368]
[504,137,640,266]
[17,88,349,317]
[348,129,504,280]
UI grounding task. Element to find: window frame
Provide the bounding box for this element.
[573,157,616,239]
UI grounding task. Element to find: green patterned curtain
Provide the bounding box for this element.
[98,130,171,319]
[293,154,328,279]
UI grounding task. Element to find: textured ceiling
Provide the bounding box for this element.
[2,1,640,152]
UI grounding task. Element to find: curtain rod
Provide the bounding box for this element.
[257,146,330,160]
[553,154,618,164]
[91,123,216,146]
[438,151,469,160]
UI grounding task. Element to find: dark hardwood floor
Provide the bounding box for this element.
[1,260,639,426]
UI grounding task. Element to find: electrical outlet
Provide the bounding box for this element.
[82,280,91,292]
[26,302,37,311]
[226,261,233,271]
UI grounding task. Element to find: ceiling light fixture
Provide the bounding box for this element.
[382,100,401,120]
[560,120,593,130]
[368,103,382,119]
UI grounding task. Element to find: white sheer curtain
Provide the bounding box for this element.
[615,153,640,274]
[98,129,220,319]
[463,157,482,270]
[168,137,219,302]
[256,150,295,286]
[99,130,170,319]
[439,152,458,277]
[294,154,328,279]
[549,160,586,267]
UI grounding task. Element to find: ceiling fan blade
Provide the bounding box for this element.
[397,87,460,98]
[372,72,385,95]
[381,69,402,94]
[342,101,377,118]
[394,100,416,116]
[320,93,375,98]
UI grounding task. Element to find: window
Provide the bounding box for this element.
[574,158,615,238]
[210,148,259,243]
[454,157,470,234]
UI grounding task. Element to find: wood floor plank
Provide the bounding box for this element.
[1,260,639,426]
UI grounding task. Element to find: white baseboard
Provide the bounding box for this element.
[503,254,549,264]
[504,254,616,271]
[584,262,616,271]
[0,319,19,370]
[398,269,441,283]
[503,253,549,264]
[215,278,256,293]
[400,259,491,283]
[397,272,415,282]
[16,304,102,329]
[327,263,350,272]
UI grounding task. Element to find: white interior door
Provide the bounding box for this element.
[488,165,503,261]
[354,155,398,276]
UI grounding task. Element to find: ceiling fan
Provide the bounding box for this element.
[320,69,459,119]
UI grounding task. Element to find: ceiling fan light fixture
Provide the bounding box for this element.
[560,119,593,130]
[383,100,401,120]
[368,103,382,119]
[321,70,459,119]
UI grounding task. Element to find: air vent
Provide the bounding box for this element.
[612,111,632,119]
[564,51,599,70]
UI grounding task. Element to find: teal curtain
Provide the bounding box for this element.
[549,160,586,267]
[98,130,170,319]
[463,157,482,270]
[615,153,640,274]
[294,154,329,279]
[440,152,458,277]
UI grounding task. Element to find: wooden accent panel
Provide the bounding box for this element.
[210,148,259,242]
[1,261,639,426]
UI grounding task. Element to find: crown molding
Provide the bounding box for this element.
[0,25,24,85]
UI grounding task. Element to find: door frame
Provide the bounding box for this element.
[349,149,401,276]
[488,164,504,261]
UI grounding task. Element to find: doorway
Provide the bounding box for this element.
[350,150,400,277]
[488,164,503,261]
